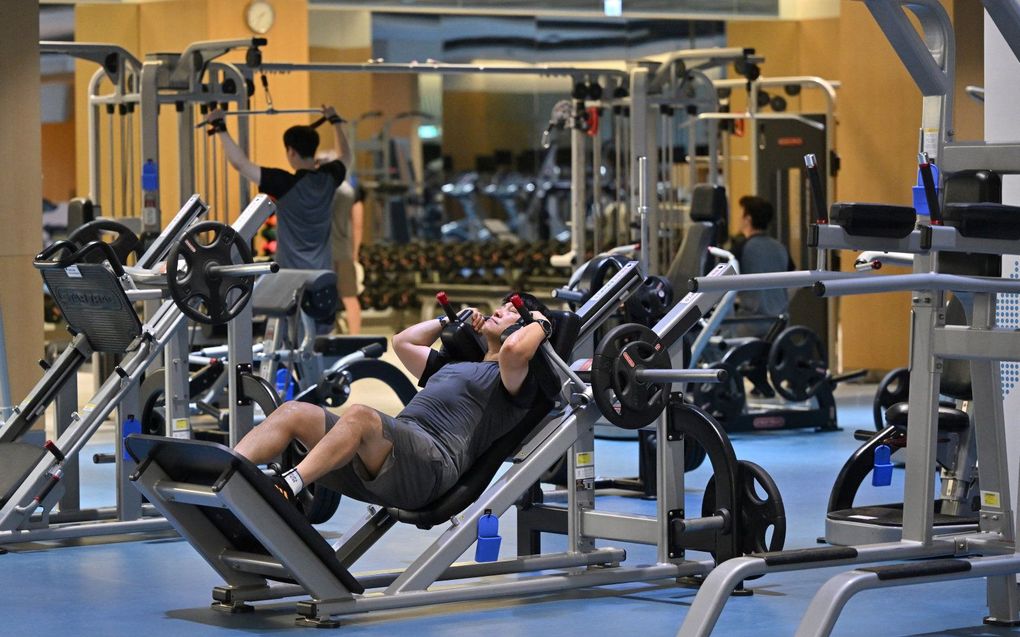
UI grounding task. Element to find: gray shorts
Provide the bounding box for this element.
[315,407,449,510]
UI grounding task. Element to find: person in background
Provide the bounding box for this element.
[322,164,363,335]
[730,195,794,334]
[208,105,350,274]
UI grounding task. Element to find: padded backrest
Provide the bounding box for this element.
[391,310,580,529]
[41,263,141,353]
[665,222,713,296]
[689,183,728,244]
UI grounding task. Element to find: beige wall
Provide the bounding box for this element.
[1,1,44,400]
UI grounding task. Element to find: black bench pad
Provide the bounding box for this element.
[829,203,916,239]
[884,402,970,432]
[943,202,1020,240]
[126,434,364,594]
[253,269,337,317]
[314,335,388,357]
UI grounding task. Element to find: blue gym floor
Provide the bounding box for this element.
[4,385,1020,637]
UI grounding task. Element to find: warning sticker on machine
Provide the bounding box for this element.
[575,451,594,488]
[64,265,82,278]
[981,490,1001,508]
[171,418,190,439]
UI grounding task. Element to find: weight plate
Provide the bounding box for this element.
[591,323,670,430]
[703,459,786,556]
[167,221,255,325]
[873,367,909,431]
[767,326,829,402]
[688,362,745,424]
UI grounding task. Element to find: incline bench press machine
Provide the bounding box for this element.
[126,260,786,628]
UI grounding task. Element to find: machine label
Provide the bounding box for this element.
[64,265,82,278]
[981,490,1001,508]
[171,418,191,439]
[574,451,595,483]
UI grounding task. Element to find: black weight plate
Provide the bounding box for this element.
[767,326,828,402]
[624,275,673,326]
[873,367,909,431]
[688,362,745,424]
[591,323,670,430]
[68,219,140,266]
[702,459,786,556]
[167,221,255,325]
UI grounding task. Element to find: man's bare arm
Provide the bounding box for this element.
[322,105,352,166]
[209,111,261,184]
[392,318,445,380]
[498,312,548,396]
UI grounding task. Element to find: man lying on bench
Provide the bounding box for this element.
[233,292,555,512]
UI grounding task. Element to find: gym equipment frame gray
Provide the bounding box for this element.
[0,195,276,545]
[130,262,745,627]
[139,39,261,234]
[259,47,752,274]
[40,42,142,221]
[675,3,1020,634]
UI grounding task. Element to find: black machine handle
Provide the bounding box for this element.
[804,153,828,224]
[361,342,385,359]
[918,153,943,225]
[553,288,586,303]
[34,240,126,277]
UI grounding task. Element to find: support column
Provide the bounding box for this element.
[0,2,44,404]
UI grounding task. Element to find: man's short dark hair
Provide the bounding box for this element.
[502,291,555,339]
[283,126,320,159]
[739,195,775,231]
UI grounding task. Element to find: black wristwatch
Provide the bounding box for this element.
[534,318,552,340]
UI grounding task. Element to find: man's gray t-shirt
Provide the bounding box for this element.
[736,234,792,317]
[400,352,537,486]
[259,160,346,271]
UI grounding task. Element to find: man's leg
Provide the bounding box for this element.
[234,401,328,465]
[341,295,362,335]
[293,404,392,484]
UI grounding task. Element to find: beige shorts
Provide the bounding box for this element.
[335,259,358,298]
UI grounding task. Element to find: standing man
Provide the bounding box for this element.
[328,177,364,335]
[208,106,350,274]
[731,195,794,330]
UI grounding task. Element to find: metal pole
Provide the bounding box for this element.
[638,155,650,275]
[570,107,587,266]
[0,308,11,421]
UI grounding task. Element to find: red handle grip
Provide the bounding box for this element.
[509,294,533,324]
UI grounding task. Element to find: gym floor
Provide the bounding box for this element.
[3,351,1019,637]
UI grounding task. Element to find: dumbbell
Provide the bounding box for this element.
[436,292,486,362]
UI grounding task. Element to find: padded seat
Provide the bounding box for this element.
[884,402,970,432]
[252,269,337,317]
[829,203,916,238]
[386,310,581,529]
[942,202,1020,240]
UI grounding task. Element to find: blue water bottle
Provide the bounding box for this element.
[275,368,295,401]
[122,414,141,461]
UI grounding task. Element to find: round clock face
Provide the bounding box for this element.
[246,1,275,34]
